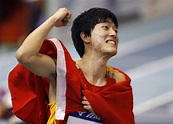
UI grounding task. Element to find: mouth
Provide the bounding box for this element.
[106,40,116,45]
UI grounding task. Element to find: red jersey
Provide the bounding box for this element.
[8,39,135,124]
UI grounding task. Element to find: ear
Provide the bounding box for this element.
[80,32,90,44]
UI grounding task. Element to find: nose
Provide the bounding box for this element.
[109,28,117,37]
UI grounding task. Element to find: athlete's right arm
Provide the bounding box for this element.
[16,8,72,77]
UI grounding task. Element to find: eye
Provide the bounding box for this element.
[112,27,118,33]
[102,26,109,30]
[114,29,118,33]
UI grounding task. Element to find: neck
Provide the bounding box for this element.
[76,54,109,86]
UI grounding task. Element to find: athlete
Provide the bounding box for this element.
[9,7,135,124]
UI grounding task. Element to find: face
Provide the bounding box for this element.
[85,18,119,57]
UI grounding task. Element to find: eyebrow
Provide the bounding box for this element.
[99,20,109,23]
[101,21,116,27]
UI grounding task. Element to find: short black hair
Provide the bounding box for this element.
[71,7,118,58]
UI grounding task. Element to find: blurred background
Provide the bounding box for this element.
[0,0,173,123]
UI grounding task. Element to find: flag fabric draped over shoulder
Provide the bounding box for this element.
[8,38,135,124]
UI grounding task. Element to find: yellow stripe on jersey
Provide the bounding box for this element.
[47,101,56,124]
[106,66,115,79]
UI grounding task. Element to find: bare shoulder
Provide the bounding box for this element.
[114,70,126,83]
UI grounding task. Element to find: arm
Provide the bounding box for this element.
[16,8,72,77]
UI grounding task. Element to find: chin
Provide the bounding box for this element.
[112,49,118,55]
[112,52,117,56]
[108,50,117,57]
